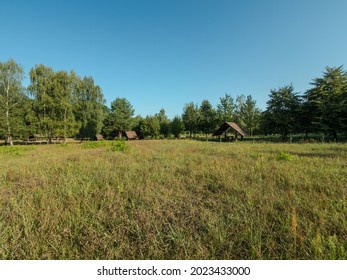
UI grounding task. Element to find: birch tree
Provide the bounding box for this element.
[0,59,25,145]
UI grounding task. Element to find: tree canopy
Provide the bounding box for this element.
[304,66,347,140]
[262,85,301,140]
[103,97,135,139]
[0,59,26,145]
[1,58,347,143]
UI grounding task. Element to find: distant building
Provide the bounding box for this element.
[28,134,46,142]
[213,122,247,141]
[94,134,104,141]
[123,131,138,140]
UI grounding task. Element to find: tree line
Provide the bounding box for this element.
[1,59,347,145]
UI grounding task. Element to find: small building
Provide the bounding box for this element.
[50,135,66,143]
[123,131,138,140]
[28,134,46,142]
[94,134,104,141]
[213,122,247,141]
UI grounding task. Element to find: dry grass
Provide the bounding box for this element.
[0,140,346,259]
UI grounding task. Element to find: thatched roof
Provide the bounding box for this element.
[29,134,45,139]
[94,134,104,140]
[124,131,138,140]
[213,122,247,137]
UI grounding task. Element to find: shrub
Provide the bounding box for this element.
[111,140,128,152]
[277,151,293,161]
[0,146,35,156]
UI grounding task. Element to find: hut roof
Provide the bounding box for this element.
[95,134,104,140]
[29,134,45,138]
[213,122,247,137]
[124,131,138,140]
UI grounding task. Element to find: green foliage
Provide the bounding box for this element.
[199,99,217,137]
[277,151,294,161]
[139,115,160,139]
[262,84,301,140]
[304,66,347,140]
[81,141,107,149]
[28,65,80,139]
[0,59,27,145]
[216,93,236,122]
[74,76,106,140]
[155,109,170,137]
[169,115,185,138]
[110,140,128,152]
[0,146,36,156]
[182,102,200,138]
[235,95,261,136]
[159,119,170,138]
[103,98,134,139]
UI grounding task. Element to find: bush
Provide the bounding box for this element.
[0,146,36,156]
[111,140,128,152]
[277,151,293,161]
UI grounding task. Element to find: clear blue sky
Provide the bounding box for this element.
[2,0,347,118]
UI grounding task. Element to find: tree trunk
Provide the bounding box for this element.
[64,107,67,139]
[4,82,13,145]
[5,102,13,146]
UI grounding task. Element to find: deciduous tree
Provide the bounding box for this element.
[235,94,261,136]
[182,102,199,138]
[155,108,170,137]
[216,93,236,123]
[199,100,217,138]
[139,115,160,139]
[0,59,26,145]
[74,76,105,140]
[28,65,79,140]
[170,115,185,138]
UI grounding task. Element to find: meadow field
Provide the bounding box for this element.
[0,140,346,259]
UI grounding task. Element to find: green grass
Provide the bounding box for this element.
[0,140,346,259]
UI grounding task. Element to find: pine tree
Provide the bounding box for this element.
[263,85,301,140]
[103,98,134,139]
[305,66,347,141]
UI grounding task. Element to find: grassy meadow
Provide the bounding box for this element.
[0,140,346,259]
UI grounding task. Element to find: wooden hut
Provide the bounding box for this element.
[28,134,46,142]
[123,131,138,140]
[94,134,104,141]
[213,122,247,141]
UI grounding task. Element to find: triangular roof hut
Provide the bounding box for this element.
[94,134,104,141]
[28,134,46,141]
[213,122,247,141]
[123,131,138,140]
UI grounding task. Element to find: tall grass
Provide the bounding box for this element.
[0,140,346,259]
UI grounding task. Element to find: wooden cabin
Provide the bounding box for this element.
[28,134,46,142]
[123,131,138,140]
[94,134,104,141]
[213,122,247,141]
